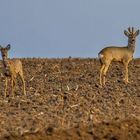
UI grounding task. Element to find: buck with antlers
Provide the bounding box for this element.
[0,44,26,97]
[98,27,139,86]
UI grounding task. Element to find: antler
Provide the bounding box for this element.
[128,27,135,34]
[132,27,134,33]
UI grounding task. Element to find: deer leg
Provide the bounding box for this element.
[124,63,129,83]
[102,63,110,86]
[19,72,26,95]
[11,77,15,97]
[13,80,16,94]
[100,64,105,86]
[22,77,26,95]
[4,77,8,97]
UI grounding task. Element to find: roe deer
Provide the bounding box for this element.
[0,44,26,97]
[98,27,139,86]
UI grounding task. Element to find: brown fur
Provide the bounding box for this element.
[0,44,26,97]
[98,27,139,86]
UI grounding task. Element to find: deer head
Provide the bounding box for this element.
[0,44,11,60]
[124,27,139,47]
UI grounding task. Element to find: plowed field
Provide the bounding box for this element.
[0,58,140,140]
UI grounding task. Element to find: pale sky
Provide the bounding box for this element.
[0,0,140,58]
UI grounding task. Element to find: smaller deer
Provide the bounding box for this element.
[0,44,26,97]
[98,27,139,86]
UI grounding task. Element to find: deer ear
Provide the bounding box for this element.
[134,30,139,37]
[124,30,129,37]
[6,44,11,50]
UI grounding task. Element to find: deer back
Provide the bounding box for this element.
[99,46,133,62]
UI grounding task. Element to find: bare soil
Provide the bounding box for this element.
[0,58,140,140]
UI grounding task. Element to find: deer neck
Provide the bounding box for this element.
[127,42,135,53]
[2,57,9,67]
[2,58,11,77]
